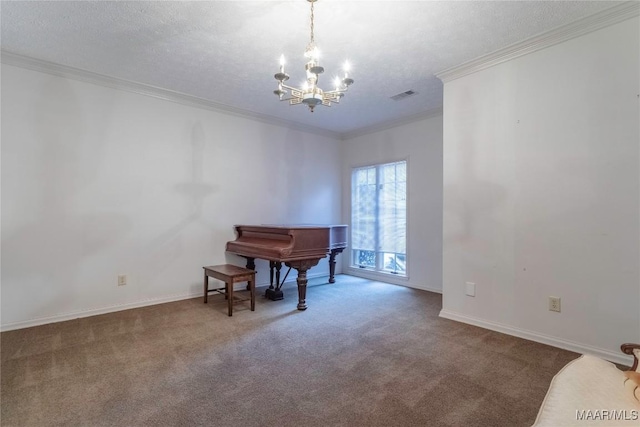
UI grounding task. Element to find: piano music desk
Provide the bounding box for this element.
[203,264,256,316]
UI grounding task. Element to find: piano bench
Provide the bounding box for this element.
[203,264,256,317]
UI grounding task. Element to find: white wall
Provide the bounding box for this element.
[441,17,639,363]
[1,65,342,330]
[341,115,443,293]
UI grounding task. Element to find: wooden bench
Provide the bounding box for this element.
[203,264,255,316]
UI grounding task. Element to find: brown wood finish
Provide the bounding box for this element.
[621,343,640,371]
[225,225,347,310]
[203,264,256,316]
[285,258,321,310]
[328,247,345,283]
[268,261,284,294]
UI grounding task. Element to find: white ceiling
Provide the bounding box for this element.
[0,0,623,136]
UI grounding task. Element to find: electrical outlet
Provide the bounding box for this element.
[549,296,561,312]
[465,282,476,297]
[118,275,127,286]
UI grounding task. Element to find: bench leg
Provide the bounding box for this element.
[227,281,233,317]
[204,272,208,303]
[250,277,255,311]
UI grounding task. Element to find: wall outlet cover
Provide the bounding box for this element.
[465,282,476,297]
[549,296,561,312]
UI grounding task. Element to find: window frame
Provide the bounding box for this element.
[347,158,410,283]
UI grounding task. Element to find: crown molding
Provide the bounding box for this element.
[340,107,443,141]
[436,1,640,83]
[0,50,342,140]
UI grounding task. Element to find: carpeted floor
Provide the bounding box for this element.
[1,275,579,426]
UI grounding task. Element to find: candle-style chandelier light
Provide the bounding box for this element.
[273,0,354,112]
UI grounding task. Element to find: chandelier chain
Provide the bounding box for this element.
[310,0,315,44]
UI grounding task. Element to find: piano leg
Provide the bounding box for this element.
[275,262,282,290]
[244,257,256,291]
[296,269,308,310]
[328,248,345,283]
[244,257,256,271]
[269,261,275,291]
[265,262,284,301]
[286,259,321,310]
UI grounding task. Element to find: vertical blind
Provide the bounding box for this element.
[351,160,407,274]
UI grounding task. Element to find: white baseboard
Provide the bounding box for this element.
[439,309,633,367]
[1,291,202,332]
[346,269,443,294]
[0,271,330,332]
[408,283,443,295]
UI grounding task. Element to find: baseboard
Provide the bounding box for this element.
[1,291,203,332]
[346,269,443,294]
[439,309,633,367]
[407,283,443,295]
[0,271,330,332]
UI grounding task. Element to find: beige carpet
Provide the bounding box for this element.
[1,275,579,426]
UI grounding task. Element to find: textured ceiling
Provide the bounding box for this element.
[0,0,623,135]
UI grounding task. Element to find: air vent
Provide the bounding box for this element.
[390,90,417,101]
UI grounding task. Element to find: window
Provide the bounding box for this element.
[351,160,406,276]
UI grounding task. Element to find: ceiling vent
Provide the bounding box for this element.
[390,90,417,101]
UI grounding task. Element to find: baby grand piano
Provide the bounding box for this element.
[225,224,347,310]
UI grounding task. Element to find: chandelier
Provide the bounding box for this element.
[273,0,354,112]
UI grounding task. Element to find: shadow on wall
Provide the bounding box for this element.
[2,86,225,323]
[224,127,306,276]
[284,128,307,222]
[443,89,507,246]
[142,120,218,284]
[1,76,133,322]
[281,127,336,224]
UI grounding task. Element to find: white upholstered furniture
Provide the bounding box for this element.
[533,344,640,426]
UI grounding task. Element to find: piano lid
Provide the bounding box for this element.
[259,224,347,249]
[225,224,335,262]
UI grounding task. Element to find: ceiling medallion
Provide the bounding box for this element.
[273,0,354,113]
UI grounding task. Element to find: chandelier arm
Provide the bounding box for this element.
[323,88,348,95]
[273,0,353,112]
[276,90,297,101]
